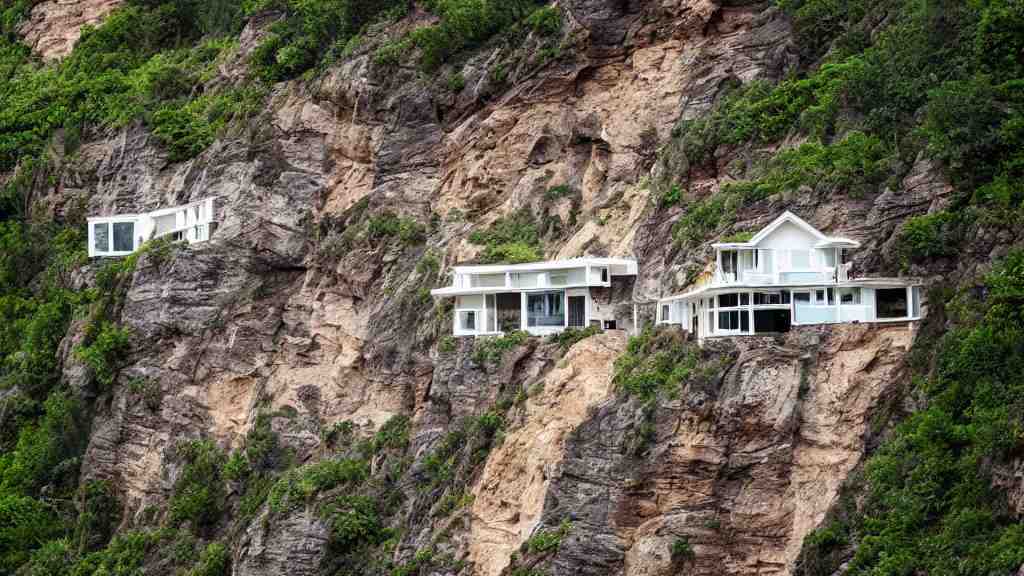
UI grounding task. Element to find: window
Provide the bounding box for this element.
[827,288,835,305]
[740,293,749,306]
[876,288,909,319]
[486,295,497,332]
[815,289,826,304]
[721,251,737,273]
[718,293,739,308]
[661,305,670,322]
[718,310,747,331]
[459,310,476,331]
[113,222,135,252]
[93,222,110,253]
[550,272,568,286]
[527,292,565,327]
[754,292,788,305]
[794,292,811,304]
[839,287,861,304]
[600,268,609,283]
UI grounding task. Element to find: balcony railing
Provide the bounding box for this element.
[713,266,841,286]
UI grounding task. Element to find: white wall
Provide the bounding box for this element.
[757,221,819,251]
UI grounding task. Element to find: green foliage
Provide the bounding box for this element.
[670,536,695,565]
[186,542,230,576]
[73,480,119,555]
[719,231,754,243]
[410,0,543,70]
[896,210,963,263]
[613,328,707,400]
[367,213,426,245]
[525,519,571,554]
[0,3,250,176]
[372,414,411,453]
[0,494,62,572]
[320,495,392,554]
[438,335,457,354]
[543,184,574,201]
[526,5,561,36]
[468,210,542,264]
[547,325,600,352]
[247,0,408,81]
[74,321,131,388]
[268,458,369,513]
[169,440,226,529]
[472,330,529,365]
[446,72,466,92]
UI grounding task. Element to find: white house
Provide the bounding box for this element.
[657,211,922,339]
[431,257,639,337]
[87,197,217,258]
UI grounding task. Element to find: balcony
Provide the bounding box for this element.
[713,266,840,287]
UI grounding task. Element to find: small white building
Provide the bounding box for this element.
[657,211,922,339]
[87,198,217,257]
[431,257,639,337]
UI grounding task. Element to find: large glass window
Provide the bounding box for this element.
[527,292,565,327]
[93,222,110,253]
[718,310,747,331]
[839,287,862,305]
[876,288,909,319]
[718,293,739,308]
[113,222,135,252]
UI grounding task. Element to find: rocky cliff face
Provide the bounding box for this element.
[18,0,123,60]
[13,0,980,574]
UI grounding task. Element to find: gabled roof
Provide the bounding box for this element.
[712,211,860,249]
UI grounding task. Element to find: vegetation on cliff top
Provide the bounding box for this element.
[662,0,1024,251]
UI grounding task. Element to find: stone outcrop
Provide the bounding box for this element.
[528,324,913,576]
[18,0,123,60]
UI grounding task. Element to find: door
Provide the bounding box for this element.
[568,296,586,328]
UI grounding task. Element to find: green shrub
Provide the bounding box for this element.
[472,331,529,365]
[526,5,561,36]
[438,335,457,354]
[367,213,426,245]
[613,328,707,400]
[670,536,695,565]
[548,325,600,352]
[468,210,543,264]
[525,519,571,554]
[247,0,408,81]
[446,72,466,92]
[268,458,368,513]
[74,322,131,388]
[372,414,411,452]
[169,440,226,528]
[896,211,962,263]
[186,542,230,576]
[320,495,391,554]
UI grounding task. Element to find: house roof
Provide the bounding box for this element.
[711,211,860,250]
[451,257,637,276]
[86,198,216,222]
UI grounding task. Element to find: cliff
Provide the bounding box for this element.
[1,0,1023,575]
